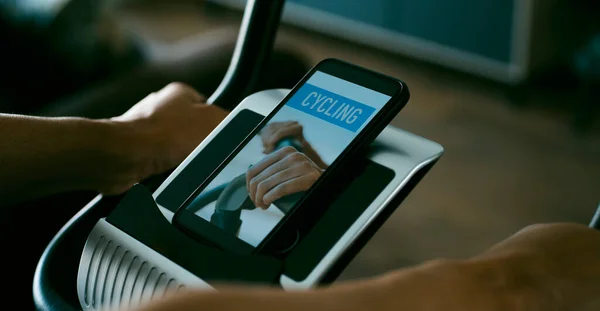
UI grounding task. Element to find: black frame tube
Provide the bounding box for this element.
[208,0,286,110]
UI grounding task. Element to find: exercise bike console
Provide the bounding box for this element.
[75,89,443,310]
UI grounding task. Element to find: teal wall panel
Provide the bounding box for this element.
[288,0,515,63]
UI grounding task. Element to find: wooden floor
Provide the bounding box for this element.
[117,0,600,281]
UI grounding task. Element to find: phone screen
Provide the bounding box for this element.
[182,70,392,247]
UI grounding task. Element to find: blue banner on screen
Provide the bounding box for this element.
[285,83,377,132]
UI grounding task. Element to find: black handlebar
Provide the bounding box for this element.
[33,1,287,310]
[208,0,285,110]
[123,0,287,192]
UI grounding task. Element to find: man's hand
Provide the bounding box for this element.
[109,82,228,193]
[381,223,600,311]
[347,223,600,311]
[467,223,600,311]
[0,82,227,204]
[260,121,328,169]
[245,146,323,209]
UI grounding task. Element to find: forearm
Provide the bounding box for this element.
[133,225,600,311]
[0,114,148,205]
[134,259,527,311]
[135,275,395,311]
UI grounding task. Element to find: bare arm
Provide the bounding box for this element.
[134,223,600,311]
[0,114,142,204]
[131,260,514,311]
[0,82,227,206]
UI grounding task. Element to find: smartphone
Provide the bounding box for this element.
[173,58,409,255]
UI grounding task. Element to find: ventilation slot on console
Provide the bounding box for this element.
[82,235,184,310]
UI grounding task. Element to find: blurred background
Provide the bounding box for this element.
[1,0,599,281]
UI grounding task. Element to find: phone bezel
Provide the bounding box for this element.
[172,58,408,255]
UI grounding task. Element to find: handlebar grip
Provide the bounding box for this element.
[274,138,303,152]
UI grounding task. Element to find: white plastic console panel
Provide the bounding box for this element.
[77,220,213,311]
[77,89,443,310]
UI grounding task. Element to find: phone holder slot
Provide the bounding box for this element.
[281,158,395,280]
